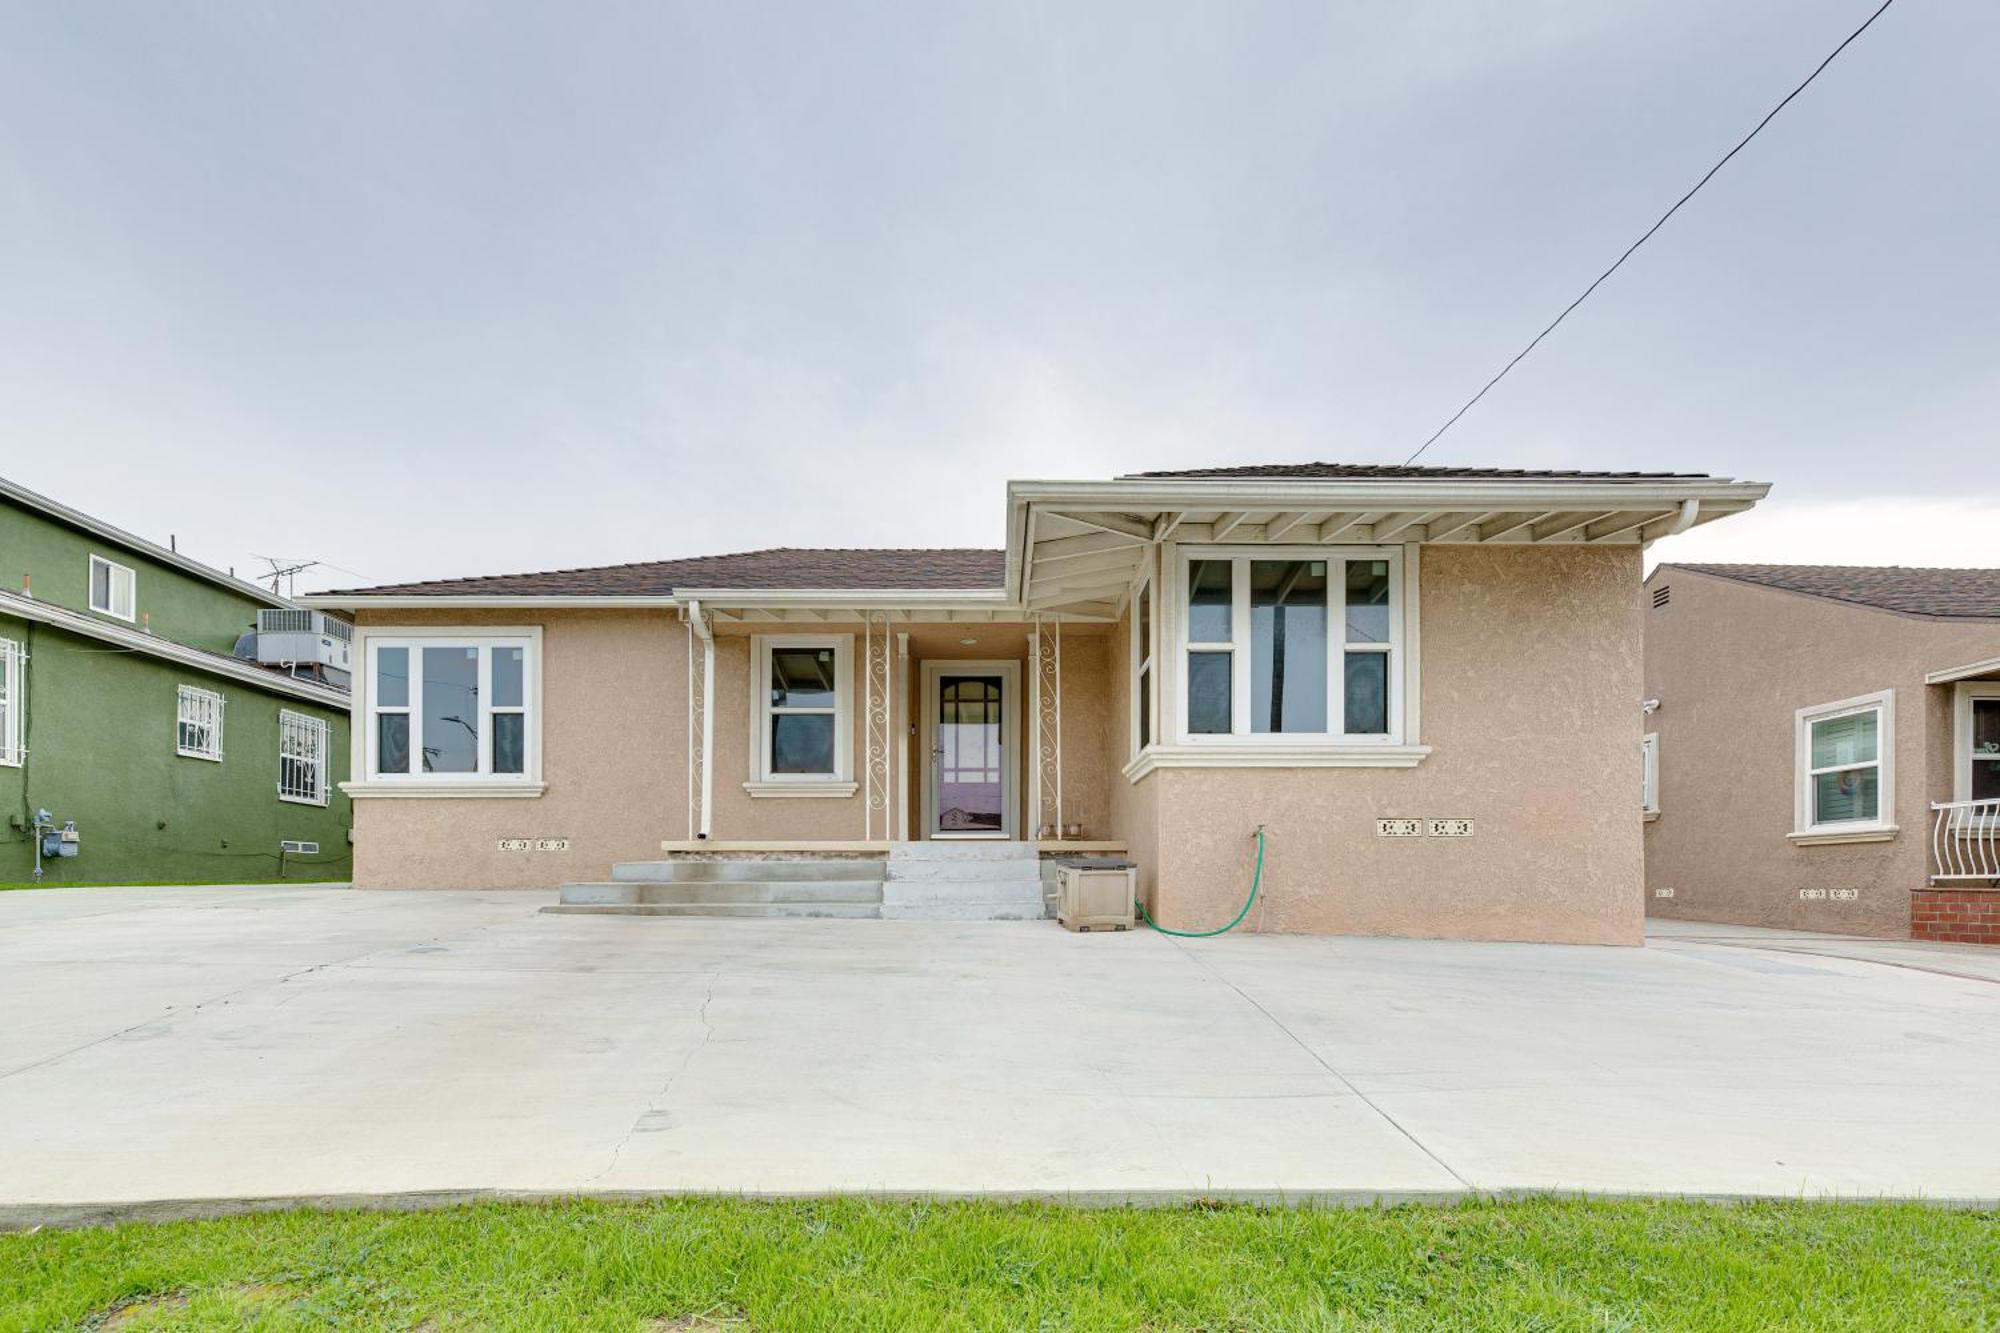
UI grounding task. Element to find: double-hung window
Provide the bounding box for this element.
[364,634,538,784]
[1178,548,1405,743]
[0,637,24,766]
[753,635,851,786]
[89,555,136,621]
[1952,683,2000,806]
[177,684,225,760]
[1131,578,1156,754]
[1793,690,1893,837]
[278,710,330,805]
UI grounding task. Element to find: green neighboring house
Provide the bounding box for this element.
[0,476,352,885]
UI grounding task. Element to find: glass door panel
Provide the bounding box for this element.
[934,675,1005,834]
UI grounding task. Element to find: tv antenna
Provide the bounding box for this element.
[252,554,321,599]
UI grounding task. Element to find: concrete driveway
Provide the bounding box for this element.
[4,885,1999,1224]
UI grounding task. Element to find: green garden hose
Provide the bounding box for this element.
[1137,826,1264,938]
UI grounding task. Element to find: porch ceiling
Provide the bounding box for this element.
[1012,475,1771,616]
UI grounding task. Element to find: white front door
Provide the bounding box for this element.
[920,660,1019,839]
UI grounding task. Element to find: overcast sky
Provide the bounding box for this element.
[1,1,1992,592]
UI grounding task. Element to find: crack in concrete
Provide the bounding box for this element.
[0,916,524,1084]
[586,970,720,1186]
[1160,936,1476,1192]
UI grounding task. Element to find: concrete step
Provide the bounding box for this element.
[886,860,1043,883]
[562,881,884,907]
[886,842,1039,864]
[612,859,884,883]
[544,901,882,919]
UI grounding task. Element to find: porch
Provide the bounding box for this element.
[1919,654,2000,944]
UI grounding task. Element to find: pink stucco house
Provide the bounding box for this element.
[1643,562,2000,943]
[305,463,1767,944]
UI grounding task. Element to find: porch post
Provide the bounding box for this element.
[685,600,714,839]
[895,631,910,840]
[863,612,893,840]
[1030,615,1063,840]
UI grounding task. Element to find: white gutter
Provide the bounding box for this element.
[0,589,348,709]
[299,594,685,610]
[1007,476,1771,511]
[0,474,295,609]
[685,599,715,840]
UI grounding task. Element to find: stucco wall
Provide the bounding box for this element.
[1642,569,2000,937]
[351,608,685,888]
[1132,544,1647,945]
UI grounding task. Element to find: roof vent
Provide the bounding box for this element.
[1651,586,1671,609]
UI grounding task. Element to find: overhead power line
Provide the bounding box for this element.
[1404,0,1901,465]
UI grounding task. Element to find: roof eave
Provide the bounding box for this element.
[0,474,295,610]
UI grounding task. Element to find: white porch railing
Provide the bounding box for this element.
[1930,799,2000,883]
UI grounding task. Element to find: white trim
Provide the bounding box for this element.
[88,554,137,622]
[1171,545,1408,747]
[1787,827,1898,846]
[175,683,225,761]
[1128,572,1156,761]
[751,633,853,785]
[742,780,858,798]
[920,659,1022,839]
[277,708,332,806]
[1792,688,1894,838]
[1641,732,1660,817]
[0,588,345,707]
[1123,743,1432,781]
[342,780,545,799]
[354,626,544,792]
[1951,682,2000,805]
[1928,656,2000,686]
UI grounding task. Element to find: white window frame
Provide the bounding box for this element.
[1172,545,1407,746]
[0,637,25,767]
[1641,732,1659,819]
[176,684,225,761]
[89,555,136,622]
[354,629,543,794]
[278,709,331,806]
[750,634,853,788]
[1129,574,1158,760]
[1792,689,1894,840]
[1951,682,2000,807]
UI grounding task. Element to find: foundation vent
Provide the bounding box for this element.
[1651,585,1671,609]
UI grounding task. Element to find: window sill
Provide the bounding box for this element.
[341,780,546,799]
[1643,810,1660,823]
[1787,825,1898,847]
[743,780,858,799]
[1123,743,1431,781]
[278,794,331,808]
[176,751,223,763]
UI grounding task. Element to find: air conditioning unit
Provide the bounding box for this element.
[251,608,353,676]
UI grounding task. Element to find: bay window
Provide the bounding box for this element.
[1177,548,1406,744]
[1952,683,2000,805]
[363,634,539,785]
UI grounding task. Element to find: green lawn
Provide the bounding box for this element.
[4,1197,1995,1331]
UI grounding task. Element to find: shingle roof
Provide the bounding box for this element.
[323,548,1007,598]
[1670,564,2000,621]
[1125,462,1717,481]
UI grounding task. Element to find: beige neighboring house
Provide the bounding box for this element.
[303,463,1768,945]
[1643,564,2000,944]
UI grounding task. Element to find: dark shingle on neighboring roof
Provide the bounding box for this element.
[1126,462,1716,481]
[322,548,1006,598]
[1672,564,2000,621]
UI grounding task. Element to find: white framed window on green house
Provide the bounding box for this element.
[89,555,136,622]
[1952,682,2000,806]
[747,634,853,795]
[1175,547,1409,746]
[1792,689,1894,842]
[176,684,225,761]
[0,637,24,767]
[355,631,541,794]
[278,709,330,806]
